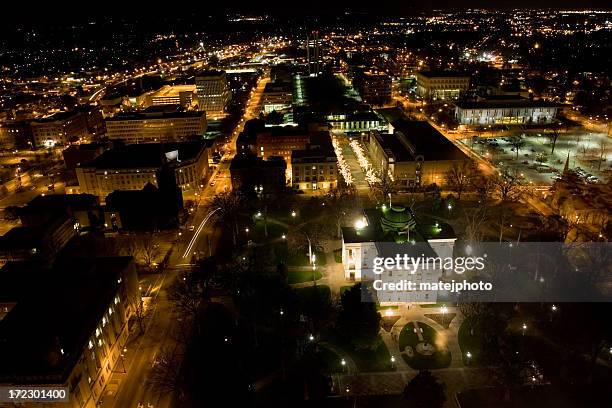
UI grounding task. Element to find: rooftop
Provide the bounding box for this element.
[417,70,471,79]
[454,98,561,110]
[342,206,456,245]
[390,120,469,161]
[106,106,205,121]
[150,84,196,97]
[79,141,207,170]
[0,257,133,383]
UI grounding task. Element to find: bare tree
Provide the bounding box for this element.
[324,185,357,237]
[463,207,488,243]
[547,124,561,155]
[597,140,608,171]
[508,135,526,160]
[133,298,146,334]
[168,273,203,317]
[445,161,473,200]
[139,235,161,271]
[147,348,183,395]
[207,191,244,247]
[491,171,524,201]
[373,174,395,204]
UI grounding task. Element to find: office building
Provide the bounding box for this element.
[0,120,32,149]
[369,120,470,187]
[31,110,89,148]
[144,85,196,108]
[454,96,560,125]
[104,105,206,144]
[354,71,392,106]
[291,132,338,191]
[230,153,287,193]
[416,71,471,100]
[306,31,322,77]
[195,70,231,116]
[76,141,209,201]
[262,82,293,113]
[0,257,139,408]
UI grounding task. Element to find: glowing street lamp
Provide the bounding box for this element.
[355,219,366,229]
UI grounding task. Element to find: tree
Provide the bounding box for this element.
[147,348,183,396]
[402,370,446,408]
[168,273,204,317]
[597,140,608,171]
[336,283,381,350]
[463,207,488,243]
[373,174,395,204]
[139,235,161,271]
[445,161,473,200]
[548,124,561,155]
[508,135,526,160]
[491,171,523,201]
[208,191,244,247]
[324,186,357,237]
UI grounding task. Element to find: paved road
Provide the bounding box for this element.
[101,73,269,408]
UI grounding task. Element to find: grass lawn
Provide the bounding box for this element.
[398,322,451,369]
[287,269,323,284]
[286,250,327,267]
[309,345,344,374]
[458,318,490,365]
[294,285,331,305]
[340,285,354,296]
[251,222,286,244]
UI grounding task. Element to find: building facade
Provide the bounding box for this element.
[0,257,139,408]
[454,98,560,125]
[144,85,196,108]
[341,206,456,304]
[31,111,89,148]
[354,71,392,106]
[104,107,206,144]
[76,141,209,201]
[195,70,231,116]
[262,82,293,113]
[416,71,471,100]
[369,121,471,187]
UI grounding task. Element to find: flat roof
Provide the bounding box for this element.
[391,120,469,161]
[80,141,207,169]
[417,70,471,79]
[374,133,414,162]
[150,84,195,97]
[0,257,133,383]
[107,107,205,121]
[454,99,561,109]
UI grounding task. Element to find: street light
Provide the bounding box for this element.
[466,351,472,365]
[291,210,296,218]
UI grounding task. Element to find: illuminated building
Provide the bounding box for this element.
[369,120,470,187]
[195,70,231,116]
[76,141,209,201]
[416,71,471,100]
[290,132,337,191]
[326,111,386,133]
[104,105,206,144]
[0,257,139,408]
[354,71,392,106]
[261,82,293,113]
[31,111,88,148]
[144,85,196,108]
[0,120,32,149]
[340,206,456,304]
[306,31,322,77]
[454,96,560,125]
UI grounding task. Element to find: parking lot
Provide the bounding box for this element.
[462,130,611,186]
